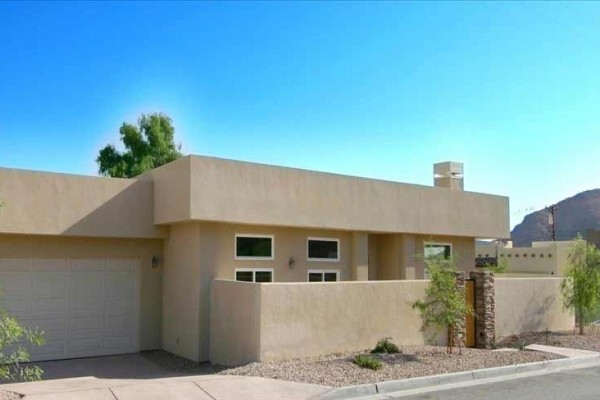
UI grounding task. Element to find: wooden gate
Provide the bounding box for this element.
[465,279,476,347]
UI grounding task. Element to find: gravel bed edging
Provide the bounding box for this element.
[319,355,600,400]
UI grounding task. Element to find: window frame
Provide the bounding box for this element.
[234,234,275,261]
[307,269,340,282]
[423,242,453,260]
[306,237,340,262]
[234,268,275,283]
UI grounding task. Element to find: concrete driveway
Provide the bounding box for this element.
[0,354,330,400]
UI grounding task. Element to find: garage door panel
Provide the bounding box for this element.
[31,298,67,315]
[105,259,136,272]
[105,298,134,316]
[32,274,67,298]
[70,272,103,298]
[33,259,68,271]
[0,257,138,361]
[104,336,135,350]
[70,259,104,271]
[0,272,32,295]
[70,297,103,316]
[106,315,134,330]
[25,318,67,337]
[3,298,30,315]
[69,337,102,352]
[29,340,66,360]
[0,258,32,270]
[70,316,103,331]
[104,273,135,297]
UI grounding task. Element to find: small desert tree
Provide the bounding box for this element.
[0,203,44,381]
[412,254,472,354]
[561,236,600,335]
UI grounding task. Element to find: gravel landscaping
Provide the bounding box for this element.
[0,390,21,400]
[143,346,561,387]
[498,328,600,352]
[218,346,561,387]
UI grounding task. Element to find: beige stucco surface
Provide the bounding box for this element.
[210,279,447,366]
[162,222,356,362]
[0,168,162,238]
[372,234,475,280]
[161,223,202,361]
[151,156,509,238]
[495,278,573,339]
[0,234,163,350]
[209,280,261,366]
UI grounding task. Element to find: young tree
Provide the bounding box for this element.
[0,203,44,381]
[97,113,182,178]
[560,236,600,335]
[412,254,472,354]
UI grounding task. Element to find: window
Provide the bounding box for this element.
[424,243,452,260]
[307,237,339,261]
[235,268,273,283]
[308,270,339,282]
[235,234,274,260]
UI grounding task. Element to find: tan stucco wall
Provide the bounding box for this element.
[495,278,573,339]
[497,243,570,276]
[0,168,162,239]
[210,279,447,366]
[143,157,191,226]
[0,234,163,350]
[209,280,261,366]
[161,223,202,361]
[162,221,355,362]
[151,156,509,239]
[373,234,475,280]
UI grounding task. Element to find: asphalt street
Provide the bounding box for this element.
[392,364,600,400]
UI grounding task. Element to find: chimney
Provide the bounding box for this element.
[434,161,463,190]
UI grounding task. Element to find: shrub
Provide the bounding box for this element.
[370,337,400,354]
[353,354,382,371]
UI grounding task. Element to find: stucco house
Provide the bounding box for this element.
[0,156,509,363]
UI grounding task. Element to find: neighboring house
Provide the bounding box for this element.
[0,156,509,363]
[475,240,572,276]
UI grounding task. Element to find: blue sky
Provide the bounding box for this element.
[2,2,600,229]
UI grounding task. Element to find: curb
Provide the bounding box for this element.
[319,354,600,399]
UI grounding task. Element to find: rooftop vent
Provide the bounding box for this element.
[434,161,463,190]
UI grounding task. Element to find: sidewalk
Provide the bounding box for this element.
[4,375,329,400]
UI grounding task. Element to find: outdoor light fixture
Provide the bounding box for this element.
[151,256,160,269]
[288,256,295,269]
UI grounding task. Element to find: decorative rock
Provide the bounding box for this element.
[470,271,495,349]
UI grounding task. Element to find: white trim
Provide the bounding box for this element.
[234,268,275,282]
[424,242,453,258]
[307,237,340,262]
[307,269,340,282]
[234,234,275,260]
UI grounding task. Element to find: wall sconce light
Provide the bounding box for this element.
[151,256,160,269]
[288,257,295,269]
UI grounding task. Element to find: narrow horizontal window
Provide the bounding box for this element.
[235,234,274,260]
[307,238,339,261]
[235,269,273,283]
[308,270,339,282]
[424,243,452,260]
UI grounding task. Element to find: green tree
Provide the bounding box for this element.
[0,203,44,381]
[412,254,472,354]
[482,257,509,274]
[560,236,600,335]
[97,113,182,178]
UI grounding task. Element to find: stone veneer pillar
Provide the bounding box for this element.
[470,270,495,349]
[453,271,466,349]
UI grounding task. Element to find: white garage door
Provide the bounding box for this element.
[0,258,139,361]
